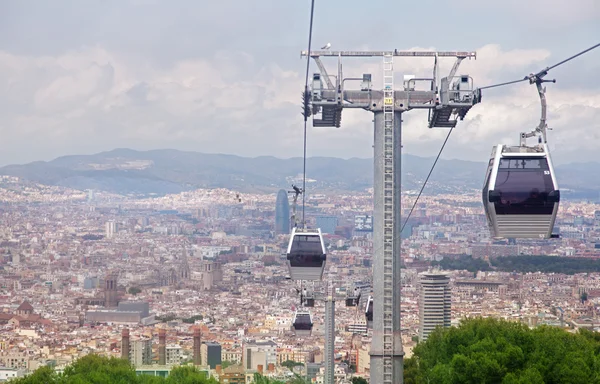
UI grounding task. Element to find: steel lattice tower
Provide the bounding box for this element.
[301,48,480,384]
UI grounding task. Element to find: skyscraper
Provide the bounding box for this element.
[316,215,338,234]
[275,189,290,235]
[105,221,117,238]
[419,272,451,342]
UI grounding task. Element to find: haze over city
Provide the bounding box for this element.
[0,0,599,166]
[1,1,600,384]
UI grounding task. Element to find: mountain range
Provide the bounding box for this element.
[0,148,598,199]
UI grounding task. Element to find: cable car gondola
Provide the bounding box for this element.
[365,295,373,329]
[346,287,361,307]
[286,227,326,281]
[301,288,315,307]
[292,309,313,337]
[482,143,560,239]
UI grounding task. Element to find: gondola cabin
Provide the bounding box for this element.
[346,288,361,307]
[365,295,373,329]
[302,288,315,307]
[482,144,560,239]
[286,228,326,281]
[292,310,313,337]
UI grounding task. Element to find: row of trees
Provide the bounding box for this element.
[24,317,600,383]
[405,317,600,383]
[433,254,600,275]
[11,355,217,383]
[9,355,328,384]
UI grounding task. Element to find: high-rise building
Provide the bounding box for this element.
[316,215,338,234]
[243,341,277,371]
[201,342,222,369]
[166,345,182,365]
[103,272,119,308]
[193,328,202,366]
[121,329,130,360]
[419,272,451,342]
[105,221,117,238]
[354,215,373,232]
[158,329,166,365]
[130,338,152,366]
[275,189,290,235]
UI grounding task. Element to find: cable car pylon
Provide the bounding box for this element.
[301,48,479,384]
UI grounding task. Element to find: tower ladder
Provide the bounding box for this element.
[382,52,394,384]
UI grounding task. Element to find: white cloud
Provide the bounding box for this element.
[458,0,600,26]
[0,43,598,166]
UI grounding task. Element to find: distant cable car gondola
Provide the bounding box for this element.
[365,295,373,329]
[346,287,361,307]
[301,288,315,307]
[292,310,313,336]
[286,227,326,281]
[482,144,560,239]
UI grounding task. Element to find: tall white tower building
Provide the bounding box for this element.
[105,221,117,239]
[419,272,451,342]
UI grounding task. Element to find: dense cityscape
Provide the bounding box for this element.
[1,0,598,381]
[1,174,600,383]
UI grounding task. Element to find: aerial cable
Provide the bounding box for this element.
[399,44,600,241]
[540,42,600,75]
[400,126,455,233]
[352,42,600,298]
[478,42,600,91]
[479,78,527,91]
[300,0,316,229]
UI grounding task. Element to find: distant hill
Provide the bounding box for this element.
[0,148,597,198]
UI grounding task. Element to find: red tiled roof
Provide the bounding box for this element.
[17,301,33,311]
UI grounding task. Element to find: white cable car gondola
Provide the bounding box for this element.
[292,309,313,336]
[302,287,315,307]
[346,287,361,307]
[482,143,560,239]
[365,295,373,329]
[286,227,326,281]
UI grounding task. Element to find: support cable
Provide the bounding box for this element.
[400,126,454,233]
[386,43,599,290]
[478,42,599,91]
[301,0,316,229]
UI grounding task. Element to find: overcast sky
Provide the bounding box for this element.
[0,0,598,166]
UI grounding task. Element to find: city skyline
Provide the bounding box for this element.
[1,176,600,381]
[1,1,600,382]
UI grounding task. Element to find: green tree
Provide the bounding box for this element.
[182,315,203,324]
[156,314,177,323]
[11,365,58,384]
[128,287,142,295]
[59,354,137,384]
[166,366,217,384]
[408,317,600,384]
[288,374,311,384]
[403,357,419,384]
[138,375,167,384]
[220,360,236,369]
[253,373,286,384]
[281,359,304,371]
[351,377,368,384]
[10,355,217,384]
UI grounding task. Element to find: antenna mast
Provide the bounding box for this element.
[288,185,303,230]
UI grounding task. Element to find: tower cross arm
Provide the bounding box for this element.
[301,50,476,58]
